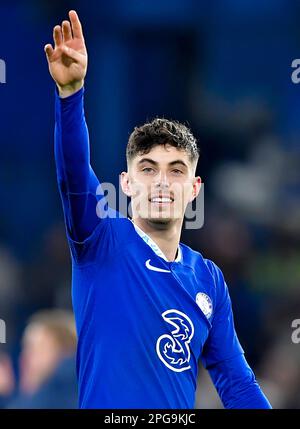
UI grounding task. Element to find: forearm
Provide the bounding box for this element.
[55,86,91,193]
[208,354,272,409]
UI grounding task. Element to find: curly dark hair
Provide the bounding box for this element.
[126,118,200,166]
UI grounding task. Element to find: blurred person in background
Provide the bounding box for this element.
[0,353,15,408]
[6,309,77,409]
[23,222,72,313]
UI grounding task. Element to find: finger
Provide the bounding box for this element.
[69,10,84,39]
[53,25,63,48]
[61,45,83,63]
[62,20,72,43]
[44,43,54,60]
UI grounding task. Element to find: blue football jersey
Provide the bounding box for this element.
[70,213,244,408]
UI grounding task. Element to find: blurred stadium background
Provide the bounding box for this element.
[0,0,300,408]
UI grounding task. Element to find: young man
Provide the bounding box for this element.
[44,10,271,409]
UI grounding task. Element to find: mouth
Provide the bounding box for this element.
[148,195,174,205]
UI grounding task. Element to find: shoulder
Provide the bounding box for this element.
[70,214,136,266]
[180,242,227,298]
[180,242,223,279]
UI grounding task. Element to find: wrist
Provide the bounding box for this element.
[57,80,84,98]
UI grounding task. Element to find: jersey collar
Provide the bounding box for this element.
[130,219,182,263]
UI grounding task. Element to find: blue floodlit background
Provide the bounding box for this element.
[0,0,300,408]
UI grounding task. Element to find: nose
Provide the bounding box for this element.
[154,171,169,189]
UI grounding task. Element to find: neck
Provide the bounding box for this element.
[132,217,183,262]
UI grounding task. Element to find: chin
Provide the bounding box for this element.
[146,212,181,225]
[147,217,173,229]
[148,217,172,224]
[134,204,183,224]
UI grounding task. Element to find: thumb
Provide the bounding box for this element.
[44,44,54,61]
[62,45,83,63]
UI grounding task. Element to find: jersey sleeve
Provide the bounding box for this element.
[201,260,271,408]
[54,87,120,265]
[201,260,244,368]
[207,354,272,408]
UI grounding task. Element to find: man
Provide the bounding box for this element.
[44,10,271,409]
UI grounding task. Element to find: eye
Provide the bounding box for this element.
[171,169,183,175]
[142,167,155,173]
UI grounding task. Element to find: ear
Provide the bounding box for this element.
[189,176,201,203]
[120,171,132,197]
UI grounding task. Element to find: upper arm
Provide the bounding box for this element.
[200,261,271,408]
[201,261,244,369]
[59,166,103,243]
[58,167,122,265]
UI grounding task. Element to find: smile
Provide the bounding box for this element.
[150,197,173,203]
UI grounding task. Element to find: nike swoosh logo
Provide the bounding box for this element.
[145,259,171,273]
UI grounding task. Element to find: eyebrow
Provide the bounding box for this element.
[137,158,189,169]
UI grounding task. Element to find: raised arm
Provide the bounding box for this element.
[45,11,103,247]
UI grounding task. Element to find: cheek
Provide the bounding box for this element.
[171,181,194,201]
[129,178,151,199]
[134,174,154,187]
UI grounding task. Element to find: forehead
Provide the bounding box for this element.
[133,144,190,165]
[23,324,47,345]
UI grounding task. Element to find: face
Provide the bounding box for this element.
[121,144,201,225]
[19,324,61,394]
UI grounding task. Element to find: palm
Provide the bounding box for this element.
[45,10,87,89]
[48,39,87,87]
